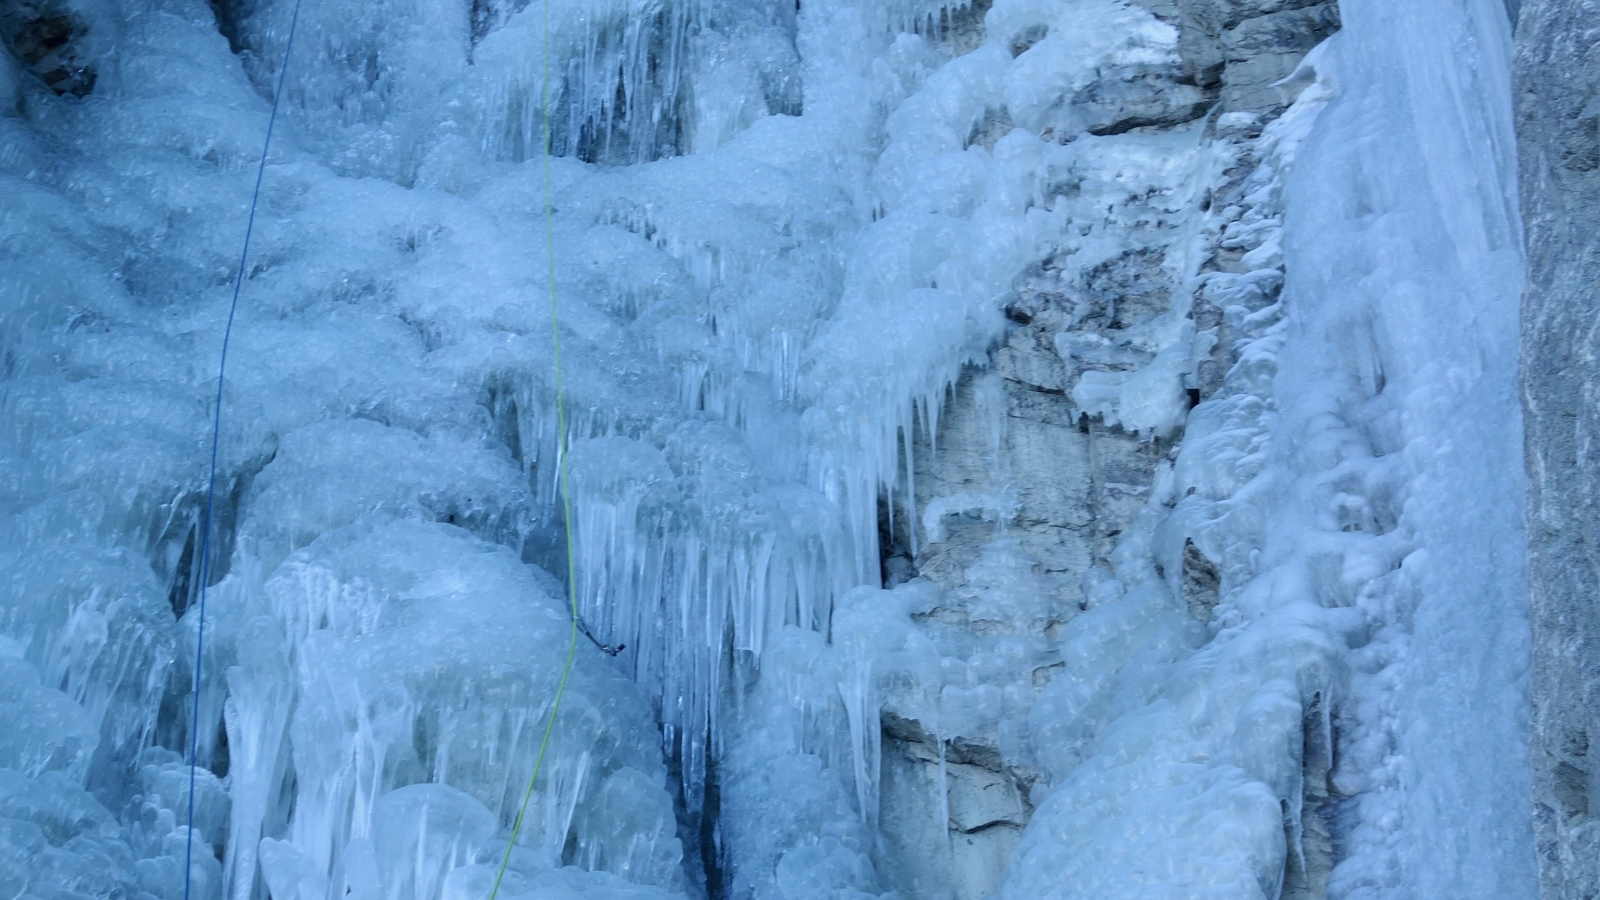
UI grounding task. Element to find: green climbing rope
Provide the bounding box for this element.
[488,0,580,895]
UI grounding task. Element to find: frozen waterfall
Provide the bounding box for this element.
[0,0,1538,899]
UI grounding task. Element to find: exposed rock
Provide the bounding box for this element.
[1284,690,1338,900]
[2,5,96,97]
[1080,75,1211,137]
[878,711,1038,900]
[1086,248,1174,328]
[1516,0,1600,897]
[874,5,1340,896]
[1163,0,1339,115]
[946,762,1026,832]
[911,366,1149,611]
[1179,538,1220,623]
[1218,5,1339,111]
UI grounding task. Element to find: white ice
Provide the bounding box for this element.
[0,0,1537,898]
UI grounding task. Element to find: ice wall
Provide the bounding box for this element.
[0,0,1004,896]
[1280,3,1533,895]
[0,0,1540,898]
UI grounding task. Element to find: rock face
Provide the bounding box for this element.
[1516,1,1600,897]
[902,0,1318,626]
[874,3,1335,897]
[1170,0,1339,114]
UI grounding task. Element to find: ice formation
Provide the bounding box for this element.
[0,0,1537,898]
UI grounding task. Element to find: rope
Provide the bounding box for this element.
[488,0,584,893]
[183,2,302,897]
[181,3,583,897]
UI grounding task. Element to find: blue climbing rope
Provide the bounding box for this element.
[181,4,583,897]
[183,2,303,897]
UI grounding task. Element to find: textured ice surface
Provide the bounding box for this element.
[0,0,1537,897]
[994,2,1536,899]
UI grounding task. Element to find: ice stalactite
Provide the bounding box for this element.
[0,0,1542,898]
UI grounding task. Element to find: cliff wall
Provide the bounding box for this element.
[1517,1,1600,896]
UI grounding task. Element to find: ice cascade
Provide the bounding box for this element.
[0,0,1537,899]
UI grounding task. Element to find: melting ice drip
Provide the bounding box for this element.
[0,0,1538,899]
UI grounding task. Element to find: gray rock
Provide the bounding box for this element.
[1219,5,1339,112]
[911,365,1157,612]
[1515,0,1600,897]
[1170,0,1339,113]
[946,762,1027,832]
[1080,74,1212,136]
[877,712,1036,900]
[872,6,1340,893]
[1178,538,1221,623]
[3,11,96,97]
[1130,0,1184,22]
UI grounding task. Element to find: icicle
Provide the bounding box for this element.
[905,417,920,559]
[936,715,950,849]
